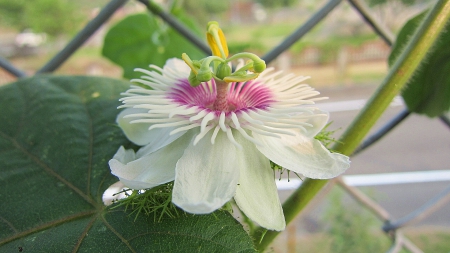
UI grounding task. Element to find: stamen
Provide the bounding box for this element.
[219,112,227,131]
[121,89,165,95]
[230,112,241,129]
[258,69,282,81]
[239,111,264,125]
[148,120,190,130]
[189,109,209,121]
[133,68,157,76]
[264,122,308,132]
[122,113,153,118]
[130,118,180,124]
[244,125,280,138]
[211,125,221,144]
[226,128,243,149]
[193,125,215,145]
[120,95,166,101]
[133,104,178,110]
[247,110,279,122]
[170,123,200,135]
[234,127,263,146]
[309,97,328,101]
[138,73,170,84]
[200,112,215,132]
[274,100,315,106]
[120,98,169,105]
[169,106,198,118]
[130,79,165,90]
[247,124,296,136]
[148,65,163,73]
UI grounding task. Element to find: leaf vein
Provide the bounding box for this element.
[13,83,28,139]
[0,130,97,207]
[83,101,94,198]
[100,215,137,253]
[71,215,98,253]
[126,226,248,250]
[0,215,18,234]
[0,210,96,246]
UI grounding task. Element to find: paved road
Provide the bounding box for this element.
[279,84,450,232]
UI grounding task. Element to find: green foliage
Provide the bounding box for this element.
[367,0,418,7]
[314,122,340,149]
[0,0,83,36]
[180,0,230,25]
[0,76,255,252]
[389,11,450,117]
[408,230,450,252]
[270,124,338,179]
[290,33,379,64]
[227,41,266,55]
[256,0,299,8]
[113,183,180,222]
[323,189,391,253]
[182,0,230,15]
[102,12,206,80]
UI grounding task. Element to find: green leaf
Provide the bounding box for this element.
[102,13,206,80]
[0,76,255,252]
[389,11,450,117]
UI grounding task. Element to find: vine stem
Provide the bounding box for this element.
[254,1,450,250]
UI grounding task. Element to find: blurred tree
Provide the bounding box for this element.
[366,0,432,30]
[256,0,299,8]
[180,0,230,25]
[367,0,417,6]
[0,0,83,36]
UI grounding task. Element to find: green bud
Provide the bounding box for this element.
[233,70,247,77]
[224,73,259,83]
[196,69,213,82]
[252,59,266,73]
[188,71,201,87]
[192,60,202,69]
[215,63,232,80]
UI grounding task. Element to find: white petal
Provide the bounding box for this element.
[301,108,329,138]
[102,181,127,206]
[109,131,194,190]
[112,146,136,163]
[253,132,350,179]
[135,127,187,158]
[117,108,187,149]
[163,58,191,77]
[233,132,285,231]
[117,108,153,145]
[172,131,239,214]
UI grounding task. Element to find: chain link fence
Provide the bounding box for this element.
[1,0,449,252]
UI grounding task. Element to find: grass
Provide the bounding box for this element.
[406,227,450,252]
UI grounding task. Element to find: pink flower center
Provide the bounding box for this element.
[167,79,275,115]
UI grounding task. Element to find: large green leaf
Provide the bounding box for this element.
[389,11,450,117]
[102,13,206,80]
[0,76,255,252]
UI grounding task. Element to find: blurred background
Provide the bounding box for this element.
[1,0,449,252]
[0,0,429,86]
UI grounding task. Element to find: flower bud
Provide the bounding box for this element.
[188,71,201,87]
[216,63,232,80]
[196,69,213,82]
[252,59,266,73]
